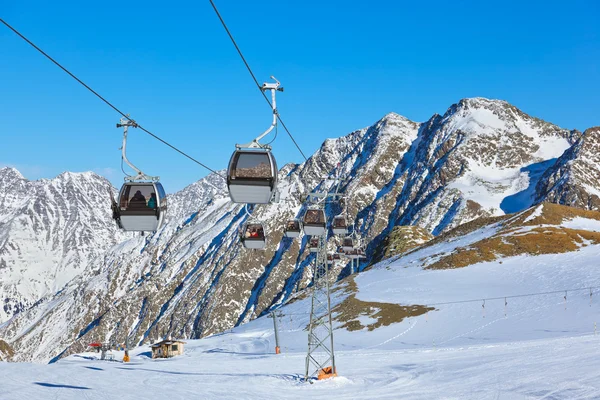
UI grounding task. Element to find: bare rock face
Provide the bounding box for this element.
[1,98,598,363]
[379,225,434,259]
[534,127,600,210]
[0,339,14,361]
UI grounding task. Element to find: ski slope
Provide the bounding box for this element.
[2,224,600,398]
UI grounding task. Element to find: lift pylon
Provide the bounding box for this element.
[303,174,345,382]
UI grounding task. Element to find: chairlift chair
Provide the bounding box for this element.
[284,219,301,238]
[332,215,347,235]
[303,209,327,236]
[240,222,266,249]
[111,118,167,233]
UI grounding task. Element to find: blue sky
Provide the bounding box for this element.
[1,0,598,192]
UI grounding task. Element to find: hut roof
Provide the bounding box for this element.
[150,339,186,348]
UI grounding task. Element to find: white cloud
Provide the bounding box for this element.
[92,167,117,178]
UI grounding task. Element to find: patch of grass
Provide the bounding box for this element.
[427,227,600,270]
[331,278,433,331]
[0,339,14,360]
[514,202,600,227]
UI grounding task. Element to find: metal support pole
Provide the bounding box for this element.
[304,230,337,382]
[269,311,281,354]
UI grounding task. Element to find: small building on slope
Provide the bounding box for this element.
[150,339,186,359]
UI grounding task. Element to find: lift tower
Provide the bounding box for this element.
[304,180,344,382]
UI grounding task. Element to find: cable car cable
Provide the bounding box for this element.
[0,17,225,180]
[208,0,308,162]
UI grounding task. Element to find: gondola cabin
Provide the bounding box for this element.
[303,209,326,236]
[227,149,278,204]
[115,182,166,232]
[346,249,367,260]
[341,237,354,252]
[308,237,319,253]
[332,216,347,235]
[240,222,266,249]
[284,219,301,238]
[333,253,341,260]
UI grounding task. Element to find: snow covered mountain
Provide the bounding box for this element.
[0,168,129,322]
[0,98,598,363]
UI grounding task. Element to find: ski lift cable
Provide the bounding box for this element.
[0,18,225,180]
[272,286,600,317]
[208,0,309,162]
[426,285,600,307]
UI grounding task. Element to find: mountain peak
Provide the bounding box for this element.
[381,111,412,122]
[583,126,600,137]
[55,171,98,180]
[0,167,25,181]
[457,97,509,110]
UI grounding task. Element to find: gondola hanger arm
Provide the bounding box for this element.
[118,117,159,182]
[236,77,283,150]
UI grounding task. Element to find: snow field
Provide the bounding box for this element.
[2,236,600,398]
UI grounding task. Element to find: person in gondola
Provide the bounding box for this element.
[129,190,147,208]
[147,193,157,209]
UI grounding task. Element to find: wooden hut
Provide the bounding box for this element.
[150,339,186,359]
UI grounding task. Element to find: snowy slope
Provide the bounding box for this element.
[2,203,600,399]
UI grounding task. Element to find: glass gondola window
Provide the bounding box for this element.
[286,220,300,231]
[243,223,265,239]
[231,152,272,179]
[156,183,167,209]
[119,184,157,210]
[332,216,346,228]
